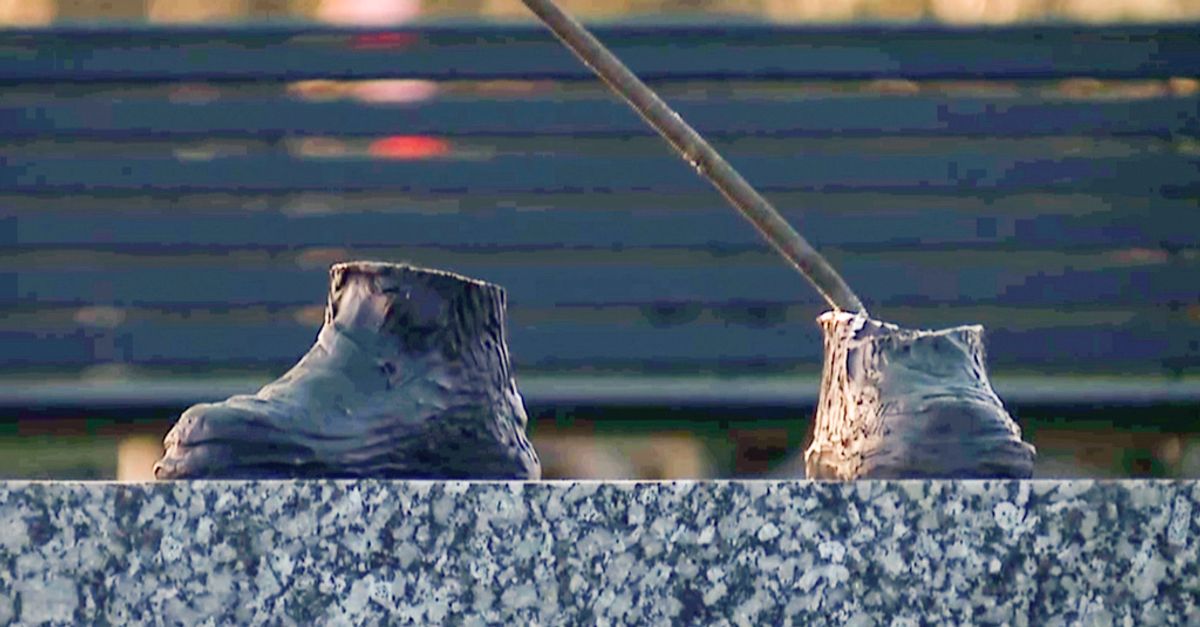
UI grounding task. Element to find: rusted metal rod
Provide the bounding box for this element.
[520,0,867,313]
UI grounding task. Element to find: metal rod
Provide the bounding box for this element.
[519,0,866,313]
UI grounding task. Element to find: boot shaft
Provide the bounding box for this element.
[326,261,514,383]
[805,311,1035,479]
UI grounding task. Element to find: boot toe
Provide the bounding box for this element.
[157,399,314,479]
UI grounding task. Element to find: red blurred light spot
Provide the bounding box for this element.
[368,136,450,160]
[351,32,419,49]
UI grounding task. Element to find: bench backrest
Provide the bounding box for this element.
[2,23,1198,404]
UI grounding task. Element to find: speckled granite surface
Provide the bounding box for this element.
[0,481,1197,626]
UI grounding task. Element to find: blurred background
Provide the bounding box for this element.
[0,0,1197,481]
[3,0,1200,24]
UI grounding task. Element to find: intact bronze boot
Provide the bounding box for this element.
[804,312,1036,479]
[154,261,541,480]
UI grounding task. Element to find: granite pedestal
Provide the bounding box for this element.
[0,481,1196,625]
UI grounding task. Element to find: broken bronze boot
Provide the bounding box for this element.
[154,261,541,480]
[804,312,1036,479]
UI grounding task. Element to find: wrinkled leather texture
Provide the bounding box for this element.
[805,311,1036,480]
[155,262,541,480]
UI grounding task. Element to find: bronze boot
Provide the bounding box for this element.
[154,261,541,480]
[804,312,1036,479]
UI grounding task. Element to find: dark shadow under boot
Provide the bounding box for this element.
[154,262,541,480]
[804,311,1036,479]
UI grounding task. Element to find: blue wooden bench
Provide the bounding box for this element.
[1,22,1198,416]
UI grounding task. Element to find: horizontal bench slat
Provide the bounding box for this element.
[0,187,1180,210]
[6,95,1197,139]
[0,23,1196,82]
[5,252,1196,307]
[1,314,1190,373]
[3,374,1198,410]
[5,134,1169,159]
[4,195,1196,249]
[1,302,1167,332]
[3,153,1193,194]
